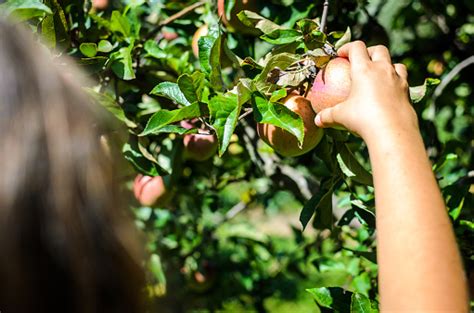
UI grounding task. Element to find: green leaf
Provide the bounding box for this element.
[257,52,300,88]
[208,34,225,91]
[261,29,302,45]
[123,138,165,176]
[409,78,440,103]
[269,88,287,102]
[177,72,206,104]
[141,103,206,136]
[0,0,52,21]
[237,10,280,34]
[297,19,319,34]
[150,82,191,106]
[110,44,135,80]
[146,125,198,135]
[306,287,333,308]
[80,43,98,57]
[41,0,69,49]
[350,293,374,313]
[300,177,338,230]
[209,92,241,156]
[85,88,137,128]
[110,10,131,37]
[252,92,304,145]
[336,143,373,186]
[198,35,215,74]
[335,27,351,50]
[98,40,114,53]
[144,40,167,59]
[311,270,351,289]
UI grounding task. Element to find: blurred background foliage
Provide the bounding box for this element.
[2,0,472,312]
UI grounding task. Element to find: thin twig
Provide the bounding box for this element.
[225,202,247,220]
[320,0,329,33]
[145,1,206,40]
[432,55,474,103]
[238,108,253,121]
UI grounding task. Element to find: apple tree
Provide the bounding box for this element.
[2,0,472,311]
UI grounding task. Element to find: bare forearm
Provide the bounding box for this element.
[366,126,468,311]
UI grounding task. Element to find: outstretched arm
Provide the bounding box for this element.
[315,41,469,311]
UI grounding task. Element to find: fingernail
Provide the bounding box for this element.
[315,114,322,127]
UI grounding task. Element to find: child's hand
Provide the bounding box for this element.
[314,41,417,142]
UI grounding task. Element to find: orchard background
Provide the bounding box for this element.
[1,0,473,312]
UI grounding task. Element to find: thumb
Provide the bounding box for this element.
[314,105,344,128]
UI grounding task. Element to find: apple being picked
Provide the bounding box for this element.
[181,120,218,161]
[307,57,351,113]
[133,174,172,207]
[257,94,324,157]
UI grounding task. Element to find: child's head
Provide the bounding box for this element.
[0,19,144,313]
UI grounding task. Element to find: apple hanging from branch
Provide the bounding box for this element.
[257,94,324,157]
[133,174,173,207]
[306,57,351,113]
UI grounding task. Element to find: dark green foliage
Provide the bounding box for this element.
[5,0,472,311]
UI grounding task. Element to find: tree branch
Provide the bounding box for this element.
[432,55,474,103]
[319,0,329,33]
[145,1,206,40]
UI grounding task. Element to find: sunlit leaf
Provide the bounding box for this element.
[209,92,241,156]
[150,82,191,106]
[141,103,206,136]
[409,78,440,103]
[252,92,304,145]
[80,43,98,57]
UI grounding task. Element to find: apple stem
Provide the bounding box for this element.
[320,0,329,34]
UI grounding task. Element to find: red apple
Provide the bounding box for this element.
[257,94,324,157]
[183,133,218,161]
[307,57,351,113]
[181,120,218,161]
[92,0,108,10]
[133,174,172,207]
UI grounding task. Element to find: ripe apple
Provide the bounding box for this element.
[191,25,209,58]
[133,174,172,207]
[307,57,351,113]
[181,120,218,161]
[217,0,259,35]
[257,94,324,157]
[92,0,108,10]
[183,133,218,161]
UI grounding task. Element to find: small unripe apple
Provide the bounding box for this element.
[307,57,351,113]
[133,174,171,207]
[92,0,108,10]
[257,94,324,157]
[217,0,259,35]
[191,25,209,58]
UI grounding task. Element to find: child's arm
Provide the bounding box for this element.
[315,41,469,311]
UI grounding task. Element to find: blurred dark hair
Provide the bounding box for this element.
[0,19,145,313]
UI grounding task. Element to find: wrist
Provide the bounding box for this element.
[362,119,422,153]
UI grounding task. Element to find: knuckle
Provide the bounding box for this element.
[352,40,367,49]
[374,45,389,53]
